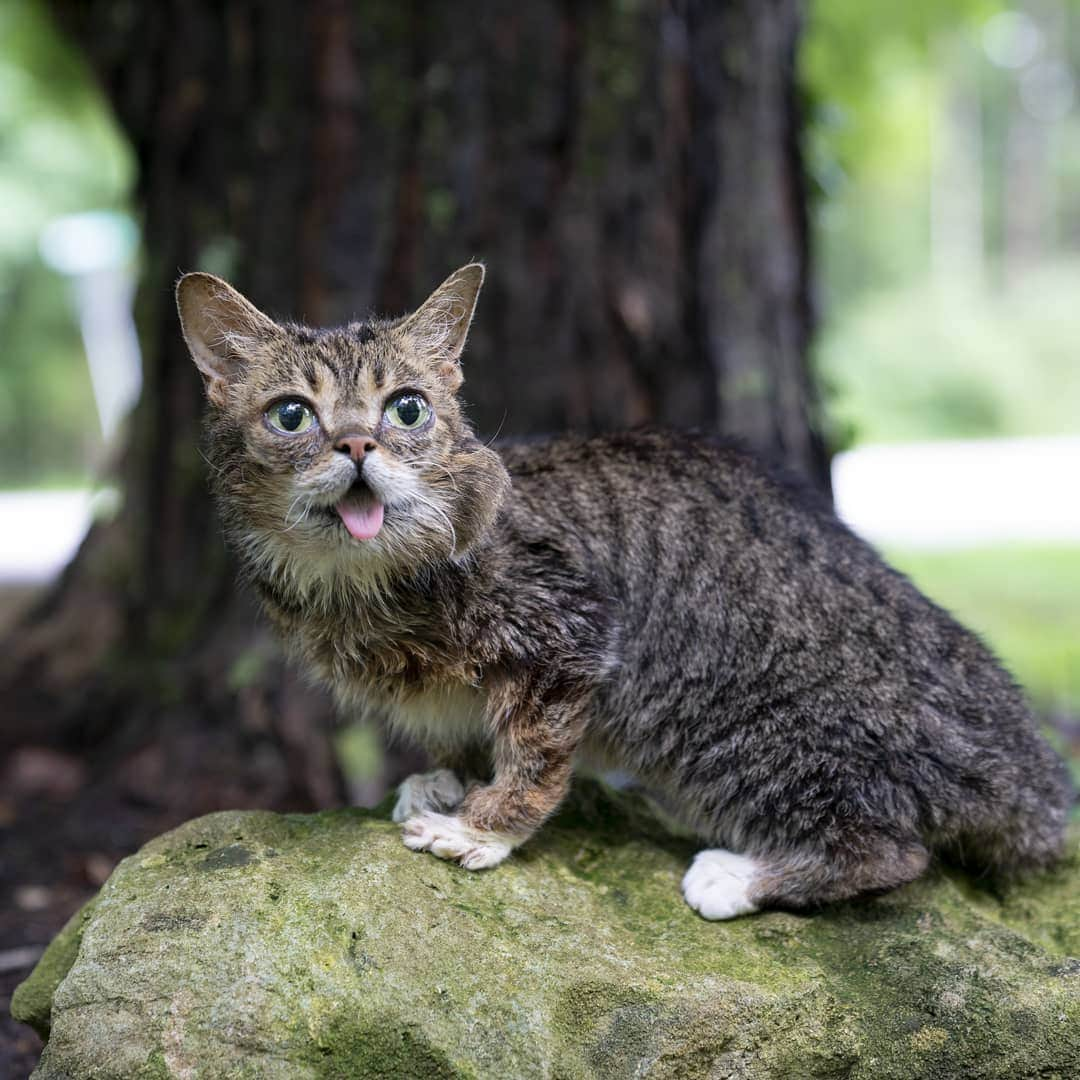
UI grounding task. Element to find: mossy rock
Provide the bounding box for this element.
[13,781,1080,1078]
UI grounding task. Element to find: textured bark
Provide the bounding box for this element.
[2,0,824,805]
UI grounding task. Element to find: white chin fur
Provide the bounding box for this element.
[391,769,466,823]
[682,848,762,920]
[401,810,515,870]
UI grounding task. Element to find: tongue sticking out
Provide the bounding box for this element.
[335,493,385,540]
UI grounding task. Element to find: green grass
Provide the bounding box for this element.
[817,264,1080,448]
[885,544,1080,718]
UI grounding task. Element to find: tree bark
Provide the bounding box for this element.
[3,0,825,811]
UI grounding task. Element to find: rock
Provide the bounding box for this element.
[13,781,1080,1079]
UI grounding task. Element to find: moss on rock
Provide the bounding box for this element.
[13,781,1080,1078]
[11,898,98,1038]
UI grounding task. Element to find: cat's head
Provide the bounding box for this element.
[176,264,510,596]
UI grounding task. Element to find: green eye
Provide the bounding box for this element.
[267,400,316,434]
[385,393,431,430]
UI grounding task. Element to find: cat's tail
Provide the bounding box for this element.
[939,743,1074,878]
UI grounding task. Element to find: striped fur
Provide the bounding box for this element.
[178,267,1073,915]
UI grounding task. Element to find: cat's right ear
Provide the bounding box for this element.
[176,273,278,404]
[397,263,485,391]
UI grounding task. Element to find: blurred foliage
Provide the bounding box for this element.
[334,725,385,787]
[805,0,1080,447]
[803,0,1002,305]
[0,0,132,487]
[804,0,1002,192]
[818,261,1080,442]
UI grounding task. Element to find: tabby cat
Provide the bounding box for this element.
[177,264,1071,919]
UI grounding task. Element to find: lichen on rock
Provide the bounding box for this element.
[12,781,1080,1078]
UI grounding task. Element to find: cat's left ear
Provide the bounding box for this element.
[176,272,279,404]
[398,263,485,390]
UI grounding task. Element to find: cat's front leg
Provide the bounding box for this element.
[390,742,492,823]
[391,769,466,823]
[399,810,519,870]
[400,691,581,870]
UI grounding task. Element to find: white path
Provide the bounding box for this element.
[0,434,1077,583]
[832,435,1080,548]
[0,490,95,584]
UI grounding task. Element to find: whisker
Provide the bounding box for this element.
[282,492,312,532]
[484,410,508,448]
[198,448,226,476]
[407,491,458,554]
[408,457,460,494]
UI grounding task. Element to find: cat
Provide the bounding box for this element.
[177,263,1072,919]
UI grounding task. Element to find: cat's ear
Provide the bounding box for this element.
[398,263,484,389]
[176,272,278,403]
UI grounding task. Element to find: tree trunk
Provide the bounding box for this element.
[3,0,824,820]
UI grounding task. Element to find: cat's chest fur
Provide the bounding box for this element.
[367,681,489,752]
[261,577,492,746]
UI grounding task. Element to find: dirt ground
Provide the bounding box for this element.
[0,744,175,1078]
[0,972,42,1079]
[0,811,109,1075]
[0,584,179,1076]
[1,586,45,1076]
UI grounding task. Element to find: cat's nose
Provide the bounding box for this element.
[334,435,378,462]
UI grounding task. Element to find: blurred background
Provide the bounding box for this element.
[1,0,1078,1070]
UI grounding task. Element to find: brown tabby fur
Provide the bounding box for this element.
[177,265,1072,915]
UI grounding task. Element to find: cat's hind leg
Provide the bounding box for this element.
[682,849,763,920]
[683,835,930,920]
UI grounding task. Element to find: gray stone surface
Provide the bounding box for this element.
[13,782,1080,1078]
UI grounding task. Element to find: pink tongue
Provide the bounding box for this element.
[335,497,385,540]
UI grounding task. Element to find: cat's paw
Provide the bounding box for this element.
[401,811,513,870]
[391,769,466,823]
[682,848,762,920]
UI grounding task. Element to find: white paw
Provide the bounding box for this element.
[391,769,466,823]
[682,848,762,920]
[401,811,514,870]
